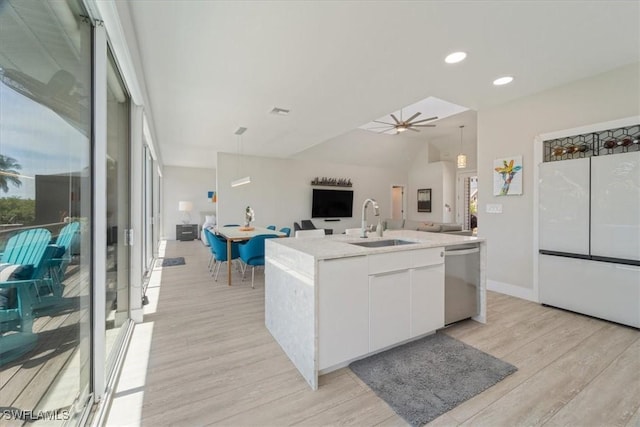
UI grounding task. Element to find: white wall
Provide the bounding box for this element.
[216,153,407,234]
[477,62,640,298]
[162,166,216,239]
[407,142,457,223]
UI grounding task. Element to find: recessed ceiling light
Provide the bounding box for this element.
[445,52,467,64]
[493,76,514,86]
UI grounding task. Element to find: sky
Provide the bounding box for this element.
[0,81,90,199]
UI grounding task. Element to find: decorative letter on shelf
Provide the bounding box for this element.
[310,177,352,187]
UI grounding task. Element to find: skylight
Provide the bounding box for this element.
[359,97,469,135]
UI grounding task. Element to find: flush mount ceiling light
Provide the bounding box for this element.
[445,51,467,64]
[231,127,251,187]
[493,76,514,86]
[457,125,467,169]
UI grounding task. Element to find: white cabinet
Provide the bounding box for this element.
[539,254,640,327]
[410,264,444,337]
[318,246,446,369]
[591,151,640,261]
[368,251,411,274]
[539,158,590,255]
[368,246,444,352]
[369,270,411,352]
[318,256,369,370]
[411,247,445,268]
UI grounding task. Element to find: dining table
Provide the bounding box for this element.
[214,225,287,286]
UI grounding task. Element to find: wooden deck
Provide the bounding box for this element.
[0,263,88,426]
[120,240,640,426]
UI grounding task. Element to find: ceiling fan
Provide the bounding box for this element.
[370,110,438,134]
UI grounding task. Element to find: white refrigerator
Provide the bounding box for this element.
[539,151,640,327]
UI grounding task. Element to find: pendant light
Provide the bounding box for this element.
[231,126,251,187]
[457,125,467,169]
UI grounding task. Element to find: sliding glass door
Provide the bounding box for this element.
[1,1,157,422]
[104,49,131,378]
[0,0,92,421]
[144,145,154,273]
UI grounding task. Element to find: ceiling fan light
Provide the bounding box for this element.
[397,125,408,132]
[445,51,467,64]
[457,154,467,169]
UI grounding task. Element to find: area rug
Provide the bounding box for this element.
[349,332,517,426]
[160,257,185,267]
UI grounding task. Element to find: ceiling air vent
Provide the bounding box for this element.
[270,107,290,116]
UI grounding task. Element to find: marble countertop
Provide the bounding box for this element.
[267,230,485,261]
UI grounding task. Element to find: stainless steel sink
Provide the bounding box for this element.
[349,239,417,248]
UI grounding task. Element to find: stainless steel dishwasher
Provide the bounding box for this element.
[445,243,480,325]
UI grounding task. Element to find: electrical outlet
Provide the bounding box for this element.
[486,203,503,214]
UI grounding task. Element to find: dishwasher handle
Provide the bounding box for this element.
[445,247,480,256]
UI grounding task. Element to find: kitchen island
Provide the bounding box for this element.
[264,230,486,390]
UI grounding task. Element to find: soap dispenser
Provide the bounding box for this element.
[376,219,383,237]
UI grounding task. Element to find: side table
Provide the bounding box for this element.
[176,224,198,241]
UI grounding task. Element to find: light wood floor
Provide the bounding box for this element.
[136,240,640,426]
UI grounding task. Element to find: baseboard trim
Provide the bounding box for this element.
[487,280,537,302]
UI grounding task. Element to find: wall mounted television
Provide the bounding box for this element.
[311,189,354,218]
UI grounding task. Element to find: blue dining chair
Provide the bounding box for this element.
[279,227,291,237]
[238,234,278,288]
[208,233,240,281]
[266,225,276,230]
[203,228,218,272]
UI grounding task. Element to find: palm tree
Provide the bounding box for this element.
[0,154,22,193]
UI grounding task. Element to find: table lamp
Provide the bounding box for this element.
[178,201,193,224]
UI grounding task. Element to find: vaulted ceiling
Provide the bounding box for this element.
[122,1,640,169]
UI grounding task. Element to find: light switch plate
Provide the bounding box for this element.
[486,203,503,214]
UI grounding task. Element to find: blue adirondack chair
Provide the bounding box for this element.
[238,234,278,288]
[48,221,80,294]
[0,228,52,266]
[0,228,55,365]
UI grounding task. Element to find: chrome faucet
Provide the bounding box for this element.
[361,198,380,238]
